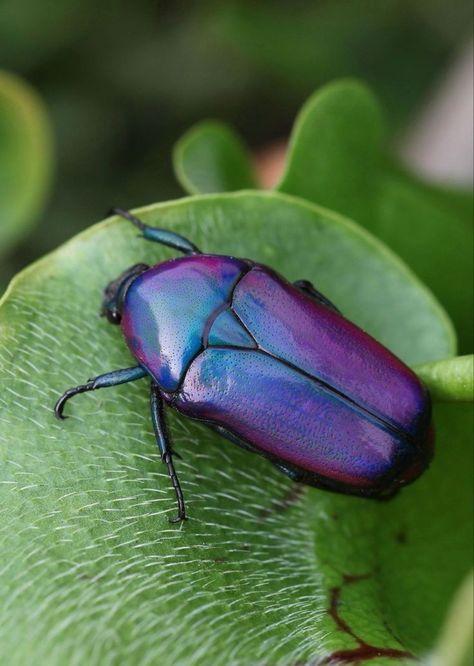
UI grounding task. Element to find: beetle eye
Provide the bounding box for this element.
[106,309,122,325]
[102,263,149,327]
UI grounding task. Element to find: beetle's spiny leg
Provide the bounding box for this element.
[162,451,187,523]
[109,206,201,255]
[54,382,94,420]
[54,366,147,420]
[108,207,145,232]
[150,385,188,522]
[294,279,341,315]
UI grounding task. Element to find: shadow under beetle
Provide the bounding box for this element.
[55,209,433,522]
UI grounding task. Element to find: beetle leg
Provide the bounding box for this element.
[273,461,303,482]
[110,207,201,256]
[54,366,147,419]
[150,384,187,523]
[374,487,400,501]
[293,279,341,314]
[212,425,260,454]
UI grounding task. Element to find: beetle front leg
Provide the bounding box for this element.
[150,384,187,523]
[54,366,147,419]
[293,279,341,314]
[110,207,201,256]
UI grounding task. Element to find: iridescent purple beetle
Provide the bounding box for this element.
[55,209,433,522]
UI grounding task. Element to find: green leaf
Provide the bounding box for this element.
[430,571,473,666]
[173,121,257,195]
[374,176,473,355]
[377,401,473,656]
[277,79,474,353]
[278,79,382,226]
[0,192,468,665]
[429,571,474,666]
[0,70,53,255]
[416,356,474,402]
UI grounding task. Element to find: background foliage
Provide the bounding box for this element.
[0,70,53,286]
[0,0,472,287]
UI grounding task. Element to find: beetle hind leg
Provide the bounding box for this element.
[150,384,187,523]
[294,279,341,314]
[211,425,261,454]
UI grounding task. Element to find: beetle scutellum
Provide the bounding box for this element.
[55,209,433,522]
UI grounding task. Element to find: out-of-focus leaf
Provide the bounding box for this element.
[0,70,53,255]
[277,80,474,353]
[209,1,473,129]
[173,121,256,195]
[278,79,382,226]
[377,402,473,656]
[1,192,468,665]
[1,0,470,292]
[374,174,473,355]
[416,355,474,402]
[429,571,473,666]
[0,0,86,69]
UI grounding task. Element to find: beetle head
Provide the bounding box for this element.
[101,263,149,325]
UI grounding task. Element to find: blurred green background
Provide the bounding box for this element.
[0,0,472,288]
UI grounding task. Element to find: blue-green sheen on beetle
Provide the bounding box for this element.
[54,209,433,522]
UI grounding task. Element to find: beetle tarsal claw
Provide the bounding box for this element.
[160,451,187,522]
[54,399,68,421]
[54,392,72,420]
[54,382,95,420]
[169,513,188,524]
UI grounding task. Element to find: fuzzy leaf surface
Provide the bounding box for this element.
[1,192,471,665]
